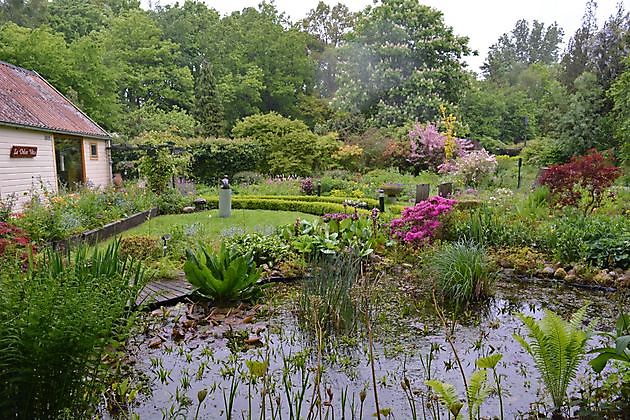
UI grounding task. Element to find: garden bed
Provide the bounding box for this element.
[52,207,158,250]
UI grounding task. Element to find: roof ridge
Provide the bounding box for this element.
[0,60,37,76]
[0,60,111,139]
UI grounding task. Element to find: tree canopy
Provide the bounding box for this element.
[333,0,471,126]
[0,0,625,166]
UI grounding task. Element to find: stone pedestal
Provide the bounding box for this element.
[219,189,231,218]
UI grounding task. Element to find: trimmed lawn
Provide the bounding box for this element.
[110,209,314,242]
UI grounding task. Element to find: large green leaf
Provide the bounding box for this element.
[476,353,502,369]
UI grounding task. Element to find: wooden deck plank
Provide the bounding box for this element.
[136,278,195,308]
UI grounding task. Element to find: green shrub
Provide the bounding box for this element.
[521,137,568,167]
[136,133,191,194]
[478,135,507,154]
[429,241,495,307]
[232,112,322,175]
[120,234,162,261]
[230,177,303,196]
[319,175,359,195]
[246,195,380,208]
[224,232,291,267]
[155,187,190,214]
[184,243,263,303]
[514,305,593,414]
[0,242,145,418]
[550,210,629,268]
[449,205,540,248]
[202,195,403,217]
[206,197,359,216]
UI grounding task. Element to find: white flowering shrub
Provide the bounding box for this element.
[453,150,498,187]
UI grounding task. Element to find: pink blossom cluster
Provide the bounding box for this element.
[407,123,473,171]
[389,196,456,245]
[322,212,356,222]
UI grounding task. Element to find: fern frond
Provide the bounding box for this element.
[425,379,463,419]
[467,370,491,417]
[514,305,591,411]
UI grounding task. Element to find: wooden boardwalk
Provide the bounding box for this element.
[136,278,195,308]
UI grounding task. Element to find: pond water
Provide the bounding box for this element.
[125,278,628,419]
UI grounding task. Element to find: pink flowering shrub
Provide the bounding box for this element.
[407,123,473,172]
[389,196,456,245]
[451,150,498,187]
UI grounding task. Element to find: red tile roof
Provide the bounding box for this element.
[0,61,110,139]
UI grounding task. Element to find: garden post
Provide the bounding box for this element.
[517,158,522,189]
[219,175,231,218]
[378,189,385,212]
[415,184,430,203]
[438,183,452,197]
[317,182,321,197]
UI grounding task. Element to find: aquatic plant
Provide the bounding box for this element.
[429,240,495,307]
[476,353,505,420]
[589,312,630,373]
[514,304,593,415]
[184,243,263,302]
[431,298,497,420]
[299,253,361,333]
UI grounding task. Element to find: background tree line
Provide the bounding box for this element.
[0,0,628,169]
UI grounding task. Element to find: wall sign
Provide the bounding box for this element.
[10,145,38,158]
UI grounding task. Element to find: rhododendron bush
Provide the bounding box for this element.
[407,123,473,172]
[390,196,456,245]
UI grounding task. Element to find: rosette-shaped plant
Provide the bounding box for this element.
[184,244,262,303]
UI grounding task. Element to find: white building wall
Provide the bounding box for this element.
[82,138,111,188]
[0,126,58,209]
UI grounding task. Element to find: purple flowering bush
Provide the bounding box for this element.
[322,213,354,222]
[389,196,456,245]
[300,178,314,195]
[407,123,473,172]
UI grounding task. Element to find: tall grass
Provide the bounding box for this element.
[299,253,361,334]
[0,241,146,418]
[429,241,495,307]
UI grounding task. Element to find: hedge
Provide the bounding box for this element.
[203,196,404,216]
[246,195,381,207]
[190,138,263,185]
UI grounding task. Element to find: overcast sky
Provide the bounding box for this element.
[141,0,627,73]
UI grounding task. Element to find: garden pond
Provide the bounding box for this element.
[123,276,628,419]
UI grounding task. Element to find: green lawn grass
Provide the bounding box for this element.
[110,209,314,242]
